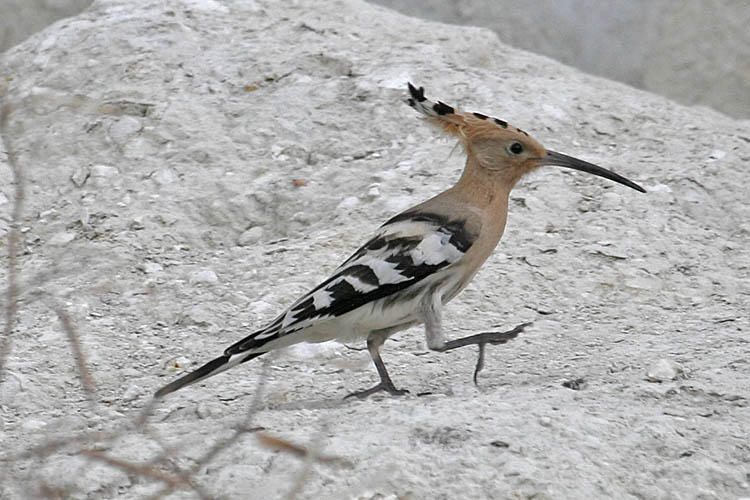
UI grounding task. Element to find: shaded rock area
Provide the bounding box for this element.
[0,0,93,52]
[1,0,749,498]
[369,0,750,119]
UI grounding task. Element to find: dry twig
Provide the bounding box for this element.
[0,93,25,380]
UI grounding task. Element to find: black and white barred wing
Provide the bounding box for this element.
[225,212,478,355]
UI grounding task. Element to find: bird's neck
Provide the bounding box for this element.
[433,157,513,282]
[451,157,513,213]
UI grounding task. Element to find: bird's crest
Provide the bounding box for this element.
[406,83,530,150]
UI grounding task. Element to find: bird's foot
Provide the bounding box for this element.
[344,380,409,400]
[438,322,532,385]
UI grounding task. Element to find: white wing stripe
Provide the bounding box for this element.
[411,233,463,265]
[311,287,333,310]
[346,275,379,293]
[367,259,411,285]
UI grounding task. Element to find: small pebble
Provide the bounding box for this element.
[163,356,192,374]
[562,378,585,390]
[129,217,145,230]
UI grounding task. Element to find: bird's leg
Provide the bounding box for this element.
[344,333,409,399]
[437,324,531,384]
[422,293,531,384]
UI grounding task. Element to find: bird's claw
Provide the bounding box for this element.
[473,342,487,385]
[344,382,409,400]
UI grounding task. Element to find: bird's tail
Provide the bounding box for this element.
[154,351,263,398]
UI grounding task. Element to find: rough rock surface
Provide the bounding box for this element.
[1,0,749,499]
[5,1,748,119]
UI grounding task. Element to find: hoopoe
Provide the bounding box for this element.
[154,83,645,400]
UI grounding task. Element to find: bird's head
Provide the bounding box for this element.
[407,83,645,193]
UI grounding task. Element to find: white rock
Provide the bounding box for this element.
[121,385,142,402]
[88,164,120,188]
[48,231,76,246]
[708,149,726,160]
[0,371,25,404]
[189,268,219,285]
[108,116,142,145]
[238,226,264,246]
[247,299,275,316]
[150,169,178,185]
[196,402,212,419]
[337,196,359,211]
[646,359,684,382]
[70,166,90,187]
[21,418,48,431]
[184,0,230,14]
[141,262,163,274]
[90,164,119,178]
[599,191,623,211]
[179,305,213,326]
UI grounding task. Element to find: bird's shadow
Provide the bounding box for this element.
[262,386,461,412]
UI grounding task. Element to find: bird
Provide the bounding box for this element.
[154,83,645,400]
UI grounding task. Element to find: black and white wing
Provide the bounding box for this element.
[225,211,479,355]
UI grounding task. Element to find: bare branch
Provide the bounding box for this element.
[150,360,271,498]
[50,305,97,405]
[78,449,196,489]
[0,88,25,385]
[256,432,349,467]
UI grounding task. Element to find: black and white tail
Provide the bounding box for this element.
[154,351,264,398]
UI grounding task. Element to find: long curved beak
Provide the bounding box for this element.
[538,150,646,193]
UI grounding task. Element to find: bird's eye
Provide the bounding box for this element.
[509,142,524,155]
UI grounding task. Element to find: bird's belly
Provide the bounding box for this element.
[306,270,466,345]
[302,293,424,345]
[264,270,465,349]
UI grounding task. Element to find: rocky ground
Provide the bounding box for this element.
[0,0,748,499]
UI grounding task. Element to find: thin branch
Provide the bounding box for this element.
[256,432,349,467]
[150,360,271,499]
[78,449,199,490]
[0,93,25,383]
[51,305,97,406]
